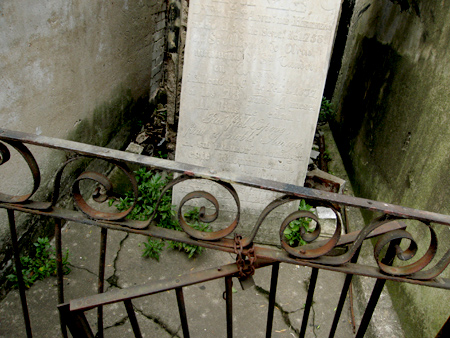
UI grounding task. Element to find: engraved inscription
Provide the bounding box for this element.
[175,0,341,223]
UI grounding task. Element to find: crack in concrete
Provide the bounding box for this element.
[311,306,318,338]
[96,242,180,338]
[171,326,182,338]
[106,233,129,290]
[102,310,180,337]
[254,285,300,335]
[67,263,98,277]
[104,315,129,330]
[134,307,182,337]
[255,277,320,337]
[94,285,181,336]
[302,275,319,338]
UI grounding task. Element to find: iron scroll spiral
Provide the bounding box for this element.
[71,161,138,221]
[154,174,240,241]
[374,223,438,277]
[0,140,41,204]
[279,206,342,259]
[244,195,343,256]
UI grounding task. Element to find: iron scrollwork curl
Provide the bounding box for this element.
[245,194,343,257]
[374,222,441,279]
[279,207,342,259]
[0,140,41,204]
[72,162,138,221]
[53,157,140,224]
[155,174,240,241]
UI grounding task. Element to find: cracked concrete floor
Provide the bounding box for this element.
[0,221,355,337]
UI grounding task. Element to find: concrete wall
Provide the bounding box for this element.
[0,0,166,290]
[332,0,450,336]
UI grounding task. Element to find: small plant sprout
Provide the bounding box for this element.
[141,239,165,261]
[7,237,70,288]
[283,200,314,246]
[318,97,335,125]
[112,168,211,260]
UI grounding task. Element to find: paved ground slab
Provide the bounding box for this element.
[0,221,355,338]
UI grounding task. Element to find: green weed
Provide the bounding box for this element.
[141,238,165,261]
[6,237,70,289]
[318,97,335,124]
[156,151,168,159]
[169,208,211,258]
[113,168,210,260]
[283,200,314,246]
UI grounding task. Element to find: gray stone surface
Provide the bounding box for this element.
[174,0,342,243]
[0,0,164,282]
[0,0,157,198]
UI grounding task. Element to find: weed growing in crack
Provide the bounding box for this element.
[112,168,210,260]
[6,237,71,288]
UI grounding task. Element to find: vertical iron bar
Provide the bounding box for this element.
[55,219,68,338]
[57,303,95,338]
[355,239,401,338]
[176,287,190,338]
[266,263,280,338]
[124,299,143,338]
[355,278,385,338]
[342,206,357,333]
[225,276,233,338]
[329,273,353,338]
[7,209,32,338]
[97,227,108,338]
[435,315,450,338]
[329,247,361,338]
[299,267,319,338]
[349,277,356,333]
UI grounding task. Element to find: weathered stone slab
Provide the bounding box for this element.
[174,0,341,243]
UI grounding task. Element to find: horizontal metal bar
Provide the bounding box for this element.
[254,246,450,290]
[0,202,238,253]
[5,202,446,288]
[2,128,450,226]
[0,202,409,260]
[0,202,406,250]
[1,131,449,288]
[70,260,273,312]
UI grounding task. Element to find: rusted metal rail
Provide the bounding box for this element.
[1,128,450,337]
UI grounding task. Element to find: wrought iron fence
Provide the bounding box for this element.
[0,128,449,337]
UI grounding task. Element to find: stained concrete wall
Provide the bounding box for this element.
[332,0,450,336]
[0,0,166,291]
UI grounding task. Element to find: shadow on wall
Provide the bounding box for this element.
[333,37,402,197]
